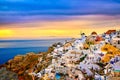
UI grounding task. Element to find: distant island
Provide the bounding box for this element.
[0,30,120,80]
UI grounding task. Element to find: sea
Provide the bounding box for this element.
[0,38,69,65]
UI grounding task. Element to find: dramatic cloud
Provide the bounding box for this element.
[0,0,120,40]
[0,0,120,24]
[0,15,120,39]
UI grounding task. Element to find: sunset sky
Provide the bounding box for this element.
[0,0,120,40]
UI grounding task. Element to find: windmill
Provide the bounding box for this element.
[79,31,83,38]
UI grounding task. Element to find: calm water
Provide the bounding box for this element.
[0,39,68,64]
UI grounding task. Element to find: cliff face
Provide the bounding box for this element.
[3,53,40,80]
[0,67,18,80]
[0,46,54,80]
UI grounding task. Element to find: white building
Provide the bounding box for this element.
[111,30,120,48]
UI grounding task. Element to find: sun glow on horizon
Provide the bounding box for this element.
[0,27,119,40]
[0,15,120,40]
[0,29,14,38]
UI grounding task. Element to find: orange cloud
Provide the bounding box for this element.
[0,15,120,39]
